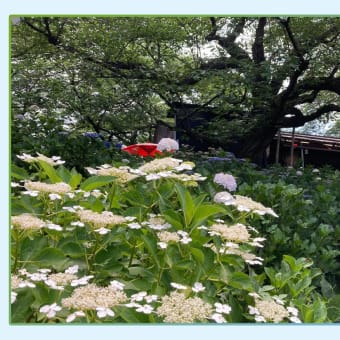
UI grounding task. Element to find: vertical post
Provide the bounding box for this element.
[290,127,295,167]
[300,147,305,168]
[275,129,281,164]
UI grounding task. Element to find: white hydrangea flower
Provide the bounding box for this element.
[248,305,260,315]
[127,222,142,229]
[110,280,125,291]
[157,138,179,152]
[158,241,168,249]
[145,295,158,303]
[96,307,115,318]
[18,280,36,288]
[66,310,86,323]
[287,306,299,316]
[11,291,17,304]
[94,227,111,235]
[289,316,302,323]
[192,282,206,293]
[145,173,161,181]
[22,190,39,197]
[65,265,79,274]
[211,313,227,323]
[255,315,267,322]
[214,302,232,314]
[213,173,237,191]
[49,193,62,200]
[131,291,148,302]
[125,216,137,222]
[71,221,85,227]
[213,191,235,205]
[46,223,63,231]
[136,304,154,314]
[71,275,94,287]
[170,282,187,290]
[39,303,62,318]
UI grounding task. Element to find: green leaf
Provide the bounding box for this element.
[140,234,160,269]
[68,169,83,189]
[327,294,340,322]
[173,259,194,270]
[228,272,255,291]
[11,164,29,180]
[33,247,69,270]
[19,236,48,262]
[313,298,328,322]
[190,247,205,265]
[11,289,35,323]
[56,165,71,183]
[191,204,226,229]
[80,175,116,191]
[162,209,183,229]
[59,242,83,257]
[175,183,195,228]
[320,276,333,298]
[37,160,62,183]
[115,306,148,323]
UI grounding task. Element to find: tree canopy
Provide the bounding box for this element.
[11,16,340,163]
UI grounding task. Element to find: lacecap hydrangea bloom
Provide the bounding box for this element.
[11,213,46,230]
[156,291,213,323]
[17,153,65,166]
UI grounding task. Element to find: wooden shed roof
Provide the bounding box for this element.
[276,132,340,153]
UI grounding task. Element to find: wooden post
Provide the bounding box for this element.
[290,127,295,167]
[300,147,305,168]
[275,129,281,164]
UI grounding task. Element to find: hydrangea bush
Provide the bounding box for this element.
[10,150,336,323]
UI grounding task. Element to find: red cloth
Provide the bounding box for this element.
[122,143,163,157]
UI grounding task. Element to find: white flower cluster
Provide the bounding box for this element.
[141,214,172,230]
[24,181,71,195]
[214,192,278,217]
[85,165,140,183]
[157,138,179,152]
[85,157,204,185]
[156,291,213,323]
[157,230,192,249]
[17,153,65,166]
[205,221,266,265]
[125,291,158,315]
[11,266,80,294]
[213,173,237,192]
[61,282,128,317]
[248,293,302,323]
[76,209,126,229]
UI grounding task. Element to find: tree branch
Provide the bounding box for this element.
[279,18,306,62]
[252,17,267,64]
[206,18,251,62]
[278,104,340,128]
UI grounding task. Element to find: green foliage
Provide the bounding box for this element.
[11,17,340,163]
[11,150,340,324]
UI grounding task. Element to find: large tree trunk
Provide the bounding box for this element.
[236,126,278,166]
